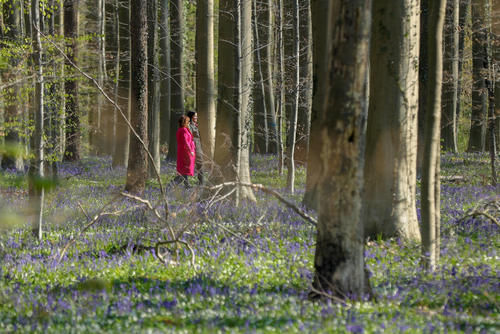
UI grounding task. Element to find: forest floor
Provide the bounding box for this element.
[0,152,498,333]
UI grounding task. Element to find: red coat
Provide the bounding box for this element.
[176,127,195,176]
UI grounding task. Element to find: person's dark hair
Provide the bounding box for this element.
[178,115,190,128]
[186,111,196,121]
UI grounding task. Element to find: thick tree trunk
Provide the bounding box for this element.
[362,0,421,241]
[441,0,459,152]
[468,0,488,152]
[148,0,161,177]
[422,0,446,270]
[196,0,216,160]
[311,0,372,300]
[295,0,312,164]
[1,0,24,170]
[167,0,185,160]
[213,0,240,187]
[302,0,329,210]
[159,0,171,149]
[112,0,130,167]
[29,0,44,240]
[125,0,148,195]
[63,0,80,161]
[284,0,299,193]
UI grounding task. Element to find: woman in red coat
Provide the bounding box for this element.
[175,115,196,187]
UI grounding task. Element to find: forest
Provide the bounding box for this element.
[0,0,498,332]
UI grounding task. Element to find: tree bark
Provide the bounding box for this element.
[362,0,421,241]
[421,0,446,271]
[302,0,329,210]
[63,0,80,161]
[148,0,161,177]
[467,0,488,152]
[196,0,216,159]
[311,0,372,300]
[125,0,148,195]
[441,0,459,152]
[167,0,185,160]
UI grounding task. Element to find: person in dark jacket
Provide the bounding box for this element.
[187,111,204,185]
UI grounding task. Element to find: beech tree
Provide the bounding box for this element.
[421,0,446,270]
[362,0,421,241]
[196,0,216,159]
[213,0,255,203]
[29,0,44,239]
[311,0,372,299]
[125,0,148,195]
[148,0,160,176]
[63,0,80,161]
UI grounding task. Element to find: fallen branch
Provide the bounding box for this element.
[456,197,500,228]
[208,182,317,227]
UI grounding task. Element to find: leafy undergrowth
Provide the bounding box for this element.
[0,153,498,333]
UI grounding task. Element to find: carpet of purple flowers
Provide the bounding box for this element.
[0,153,498,333]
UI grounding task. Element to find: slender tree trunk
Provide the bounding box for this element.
[148,0,160,177]
[302,0,329,210]
[441,0,459,152]
[160,0,171,151]
[2,0,24,170]
[277,0,286,174]
[125,0,148,195]
[111,0,120,164]
[456,0,471,146]
[422,0,446,271]
[311,0,372,300]
[29,0,44,240]
[295,0,312,164]
[362,0,421,241]
[112,0,130,167]
[468,0,488,152]
[239,0,256,202]
[167,0,185,160]
[486,75,497,185]
[196,0,216,159]
[252,0,269,154]
[284,0,299,193]
[63,0,80,161]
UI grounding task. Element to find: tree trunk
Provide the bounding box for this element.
[196,0,216,160]
[252,0,269,154]
[467,0,488,152]
[159,0,171,150]
[29,0,44,240]
[148,0,161,177]
[418,0,429,175]
[167,0,185,160]
[125,0,148,195]
[311,0,372,300]
[1,0,24,171]
[112,0,130,167]
[63,0,80,161]
[295,0,312,164]
[284,0,299,193]
[214,0,240,188]
[239,0,256,203]
[362,0,421,241]
[302,0,329,210]
[421,0,446,271]
[441,0,459,152]
[276,0,285,173]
